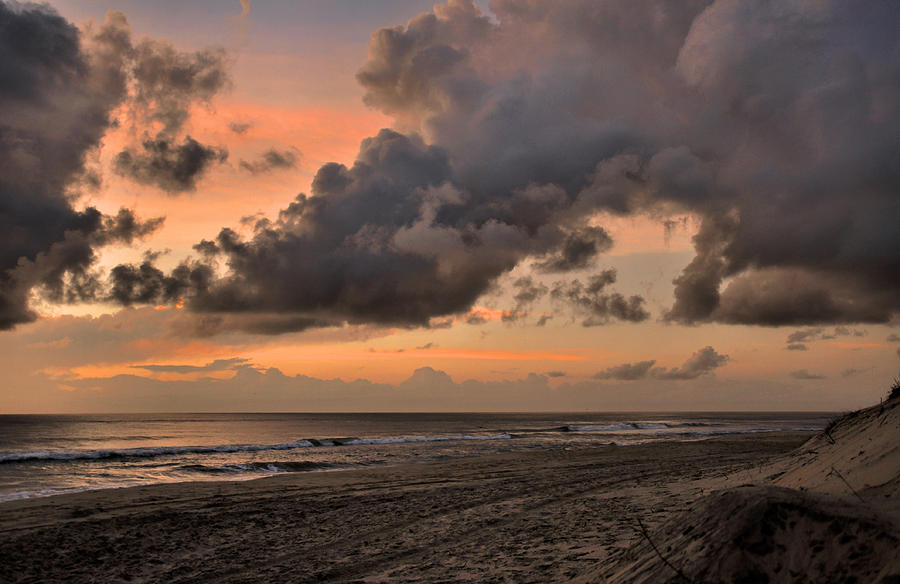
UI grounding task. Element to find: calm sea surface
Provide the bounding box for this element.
[0,412,831,501]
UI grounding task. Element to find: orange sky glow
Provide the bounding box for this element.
[0,0,897,413]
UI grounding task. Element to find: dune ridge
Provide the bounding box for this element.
[589,392,900,583]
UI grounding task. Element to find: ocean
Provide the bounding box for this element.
[0,412,831,502]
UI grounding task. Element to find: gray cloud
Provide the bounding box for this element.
[115,129,581,330]
[132,357,250,374]
[790,369,826,380]
[127,39,229,137]
[466,313,487,325]
[100,0,900,333]
[511,276,548,311]
[228,121,252,134]
[359,0,900,327]
[653,346,730,380]
[239,148,298,174]
[594,347,729,381]
[783,326,869,350]
[0,3,163,330]
[594,360,657,381]
[534,226,613,273]
[114,136,228,192]
[840,368,870,378]
[550,269,649,326]
[787,329,825,344]
[108,259,213,306]
[90,11,231,193]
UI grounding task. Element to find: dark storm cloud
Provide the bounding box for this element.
[0,3,164,330]
[786,344,808,352]
[239,148,298,174]
[356,0,899,327]
[108,259,213,306]
[114,136,228,192]
[109,0,899,333]
[550,269,649,326]
[144,129,558,330]
[594,360,657,381]
[655,0,900,325]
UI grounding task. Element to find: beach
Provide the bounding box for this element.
[0,432,810,583]
[2,394,898,583]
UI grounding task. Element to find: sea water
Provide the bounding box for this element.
[0,412,831,501]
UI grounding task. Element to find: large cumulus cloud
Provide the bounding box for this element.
[0,2,231,329]
[354,0,899,326]
[112,0,900,331]
[0,3,166,329]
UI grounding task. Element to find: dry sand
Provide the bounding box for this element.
[0,398,897,583]
[0,433,806,583]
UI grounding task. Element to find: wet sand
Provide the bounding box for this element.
[0,432,810,583]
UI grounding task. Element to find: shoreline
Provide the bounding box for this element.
[0,428,813,506]
[0,431,814,583]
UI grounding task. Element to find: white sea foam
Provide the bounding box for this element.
[0,434,515,463]
[343,433,512,445]
[567,423,670,432]
[0,440,316,463]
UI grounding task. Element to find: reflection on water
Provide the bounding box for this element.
[0,411,830,501]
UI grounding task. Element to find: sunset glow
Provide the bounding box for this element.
[0,0,897,413]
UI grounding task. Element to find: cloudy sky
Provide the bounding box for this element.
[1,0,898,413]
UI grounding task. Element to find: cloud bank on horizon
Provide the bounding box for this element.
[2,0,899,335]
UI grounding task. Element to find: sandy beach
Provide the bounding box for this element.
[1,397,897,583]
[0,432,808,583]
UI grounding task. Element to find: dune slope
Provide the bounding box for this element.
[591,393,900,583]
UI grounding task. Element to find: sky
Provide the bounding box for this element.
[1,0,898,413]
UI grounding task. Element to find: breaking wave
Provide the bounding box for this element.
[176,461,336,474]
[0,433,512,464]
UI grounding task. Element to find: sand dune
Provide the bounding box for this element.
[590,393,900,583]
[590,485,900,583]
[771,395,900,503]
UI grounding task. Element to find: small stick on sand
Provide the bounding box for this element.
[828,466,867,505]
[634,515,693,583]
